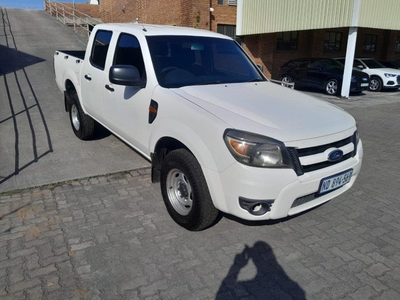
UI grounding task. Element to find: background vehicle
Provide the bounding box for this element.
[336,58,400,91]
[54,24,363,231]
[279,58,370,95]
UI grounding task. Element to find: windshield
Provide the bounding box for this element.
[147,36,265,88]
[361,59,385,69]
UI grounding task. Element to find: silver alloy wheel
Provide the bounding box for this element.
[326,80,338,95]
[281,76,291,87]
[166,168,193,216]
[71,104,80,131]
[370,78,380,91]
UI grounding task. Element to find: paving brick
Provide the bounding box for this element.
[70,241,95,251]
[8,278,41,294]
[28,264,57,277]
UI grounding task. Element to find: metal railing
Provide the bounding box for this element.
[44,0,102,39]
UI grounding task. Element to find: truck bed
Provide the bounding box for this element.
[57,50,85,60]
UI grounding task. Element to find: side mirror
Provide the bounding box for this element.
[109,65,146,87]
[357,65,364,69]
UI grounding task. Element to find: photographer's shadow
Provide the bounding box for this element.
[216,241,306,300]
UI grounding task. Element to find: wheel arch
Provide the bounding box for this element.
[151,136,191,183]
[324,76,341,85]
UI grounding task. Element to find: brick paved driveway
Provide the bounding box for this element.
[1,90,400,300]
[2,6,400,300]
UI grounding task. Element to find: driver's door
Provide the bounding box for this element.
[102,33,152,155]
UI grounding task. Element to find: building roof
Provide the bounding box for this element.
[237,0,400,35]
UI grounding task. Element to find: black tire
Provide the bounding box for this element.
[325,78,340,95]
[160,149,219,231]
[369,76,382,92]
[69,93,95,140]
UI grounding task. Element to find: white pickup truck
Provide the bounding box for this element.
[54,23,363,230]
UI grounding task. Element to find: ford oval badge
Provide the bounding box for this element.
[327,149,343,162]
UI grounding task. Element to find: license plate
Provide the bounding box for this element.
[361,83,369,87]
[319,169,353,194]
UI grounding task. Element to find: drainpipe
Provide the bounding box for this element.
[209,0,212,31]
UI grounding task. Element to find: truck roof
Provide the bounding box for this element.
[94,23,232,39]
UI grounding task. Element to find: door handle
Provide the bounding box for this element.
[84,74,92,81]
[105,84,114,92]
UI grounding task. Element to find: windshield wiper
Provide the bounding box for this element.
[247,78,265,82]
[195,80,221,86]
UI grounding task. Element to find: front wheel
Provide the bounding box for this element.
[325,78,340,95]
[160,149,219,231]
[69,93,95,140]
[369,76,382,92]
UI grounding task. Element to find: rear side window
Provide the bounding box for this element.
[90,30,112,70]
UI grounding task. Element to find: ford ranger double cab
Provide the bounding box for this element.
[54,23,363,231]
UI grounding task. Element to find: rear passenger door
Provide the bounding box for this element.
[306,59,328,87]
[81,29,113,121]
[291,60,309,85]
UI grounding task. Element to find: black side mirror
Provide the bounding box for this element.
[109,65,146,87]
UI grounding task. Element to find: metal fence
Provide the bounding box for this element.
[44,0,102,39]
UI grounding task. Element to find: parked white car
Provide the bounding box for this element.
[336,58,400,91]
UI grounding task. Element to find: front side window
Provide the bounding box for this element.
[276,31,298,51]
[90,30,112,70]
[113,33,146,79]
[363,34,377,52]
[324,32,342,52]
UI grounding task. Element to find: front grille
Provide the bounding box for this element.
[288,133,356,176]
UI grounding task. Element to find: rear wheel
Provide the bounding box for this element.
[325,78,340,95]
[160,149,219,231]
[280,75,292,87]
[369,76,382,92]
[69,93,95,140]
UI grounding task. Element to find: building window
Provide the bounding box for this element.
[218,0,224,5]
[363,34,377,52]
[276,31,298,51]
[217,24,236,39]
[395,37,400,53]
[228,0,237,5]
[324,32,342,52]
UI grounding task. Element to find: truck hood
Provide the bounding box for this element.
[172,81,355,142]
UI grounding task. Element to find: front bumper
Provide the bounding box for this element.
[205,140,363,221]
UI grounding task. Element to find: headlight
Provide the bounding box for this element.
[224,129,292,168]
[384,73,396,78]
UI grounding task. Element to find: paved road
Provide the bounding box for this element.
[2,6,400,300]
[0,8,149,193]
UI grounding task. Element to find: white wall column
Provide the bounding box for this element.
[341,0,361,98]
[341,27,358,98]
